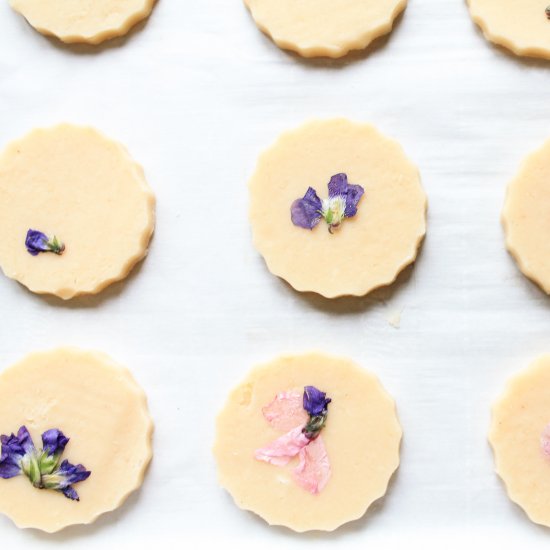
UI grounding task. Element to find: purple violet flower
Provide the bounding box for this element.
[303,386,332,416]
[40,429,70,475]
[42,460,91,501]
[291,174,365,233]
[25,229,65,256]
[0,426,90,501]
[302,386,331,441]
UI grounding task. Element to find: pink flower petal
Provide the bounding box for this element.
[293,436,331,494]
[255,426,310,466]
[262,391,308,432]
[541,424,550,458]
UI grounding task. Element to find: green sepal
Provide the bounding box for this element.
[21,452,42,488]
[47,235,65,255]
[39,450,61,476]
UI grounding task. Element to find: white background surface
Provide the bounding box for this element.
[1,0,550,547]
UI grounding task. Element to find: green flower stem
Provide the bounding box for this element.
[302,414,328,440]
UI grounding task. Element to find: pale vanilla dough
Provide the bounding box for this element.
[10,0,155,45]
[489,355,550,527]
[0,348,153,532]
[502,139,550,294]
[248,119,427,298]
[213,352,402,532]
[468,0,550,58]
[244,0,407,58]
[0,124,155,300]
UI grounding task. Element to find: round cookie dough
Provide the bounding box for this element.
[213,352,402,532]
[489,355,550,527]
[248,119,427,298]
[502,139,550,294]
[244,0,406,58]
[0,124,155,300]
[468,0,550,59]
[0,348,153,532]
[10,0,155,45]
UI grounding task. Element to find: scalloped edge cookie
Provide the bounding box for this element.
[489,355,550,527]
[244,0,407,58]
[213,352,402,532]
[0,347,153,533]
[0,124,156,300]
[10,0,156,45]
[467,0,550,59]
[248,118,427,299]
[502,138,550,294]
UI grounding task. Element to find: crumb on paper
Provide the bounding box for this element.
[387,309,402,329]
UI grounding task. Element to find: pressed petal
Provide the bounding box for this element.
[293,436,331,494]
[25,229,49,255]
[0,461,22,479]
[0,426,37,479]
[1,433,25,458]
[255,387,332,494]
[327,173,349,198]
[291,187,322,229]
[327,173,364,218]
[254,426,310,467]
[57,459,91,486]
[42,460,91,502]
[0,439,23,479]
[343,184,364,218]
[41,429,69,457]
[17,426,36,455]
[262,391,308,432]
[62,486,80,501]
[303,386,331,416]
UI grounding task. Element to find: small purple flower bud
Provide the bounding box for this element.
[302,386,332,440]
[41,429,69,457]
[25,229,65,256]
[303,386,331,417]
[39,429,70,475]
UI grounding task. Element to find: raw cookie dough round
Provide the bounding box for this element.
[248,119,427,298]
[0,124,155,300]
[0,348,153,533]
[489,355,550,527]
[213,352,402,532]
[502,139,550,294]
[468,0,550,58]
[244,0,406,58]
[10,0,155,45]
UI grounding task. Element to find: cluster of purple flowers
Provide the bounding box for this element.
[0,426,90,501]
